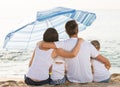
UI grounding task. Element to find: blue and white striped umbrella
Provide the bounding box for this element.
[3,7,96,50]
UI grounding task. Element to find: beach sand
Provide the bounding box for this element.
[0,73,120,87]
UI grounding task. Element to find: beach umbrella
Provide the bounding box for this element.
[3,7,96,50]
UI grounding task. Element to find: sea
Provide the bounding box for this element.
[0,9,120,79]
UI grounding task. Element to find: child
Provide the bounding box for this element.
[49,38,83,85]
[50,57,67,85]
[91,40,111,83]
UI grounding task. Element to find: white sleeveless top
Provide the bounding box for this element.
[92,59,110,82]
[51,57,65,80]
[26,45,53,81]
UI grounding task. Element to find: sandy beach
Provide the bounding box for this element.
[0,73,120,87]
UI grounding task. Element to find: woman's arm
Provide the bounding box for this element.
[52,38,84,58]
[40,41,57,49]
[29,42,40,67]
[29,50,35,67]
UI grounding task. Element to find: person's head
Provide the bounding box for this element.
[43,28,59,42]
[91,40,100,51]
[65,20,78,37]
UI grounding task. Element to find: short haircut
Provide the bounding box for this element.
[91,40,100,50]
[43,28,58,42]
[65,20,78,37]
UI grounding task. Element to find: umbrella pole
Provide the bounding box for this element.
[46,20,54,28]
[25,22,36,50]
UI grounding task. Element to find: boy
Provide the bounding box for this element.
[91,40,111,82]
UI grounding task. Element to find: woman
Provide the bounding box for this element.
[25,28,82,86]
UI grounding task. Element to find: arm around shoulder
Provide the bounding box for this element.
[29,50,35,67]
[29,42,39,67]
[96,54,111,70]
[54,38,84,58]
[40,41,57,49]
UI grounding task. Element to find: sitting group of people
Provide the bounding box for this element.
[24,20,111,86]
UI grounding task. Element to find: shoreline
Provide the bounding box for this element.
[0,73,120,87]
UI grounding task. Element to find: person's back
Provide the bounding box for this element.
[50,58,66,85]
[54,20,99,83]
[55,38,99,83]
[26,45,53,81]
[91,40,110,82]
[92,59,110,82]
[25,28,58,86]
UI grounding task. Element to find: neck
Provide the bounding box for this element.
[70,34,78,38]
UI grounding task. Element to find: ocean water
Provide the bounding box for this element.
[0,9,120,78]
[0,50,32,78]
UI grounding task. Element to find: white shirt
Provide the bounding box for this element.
[51,60,65,80]
[92,59,110,82]
[26,45,53,81]
[55,38,99,83]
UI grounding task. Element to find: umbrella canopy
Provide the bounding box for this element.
[3,7,96,50]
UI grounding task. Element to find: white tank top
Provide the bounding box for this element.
[51,62,65,80]
[92,59,110,82]
[26,45,53,81]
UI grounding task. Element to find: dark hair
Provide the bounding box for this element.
[91,40,100,50]
[65,20,78,37]
[43,28,58,42]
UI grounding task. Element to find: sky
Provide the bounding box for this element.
[0,0,120,48]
